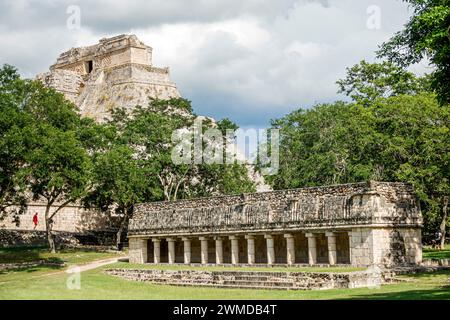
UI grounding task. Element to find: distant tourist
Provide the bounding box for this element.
[431,230,442,250]
[33,213,38,229]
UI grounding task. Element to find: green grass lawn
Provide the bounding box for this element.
[423,244,450,260]
[0,260,449,299]
[0,246,122,265]
[0,246,449,300]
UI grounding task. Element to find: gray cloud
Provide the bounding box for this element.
[0,0,415,127]
[0,0,297,32]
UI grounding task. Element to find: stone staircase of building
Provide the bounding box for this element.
[106,268,379,290]
[213,272,299,290]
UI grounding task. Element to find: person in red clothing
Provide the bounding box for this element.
[32,213,38,229]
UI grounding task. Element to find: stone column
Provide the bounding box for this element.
[182,237,191,264]
[245,235,255,265]
[152,238,161,264]
[348,231,354,266]
[200,237,208,264]
[305,233,317,265]
[215,237,223,264]
[264,234,275,265]
[326,231,337,265]
[284,234,295,265]
[167,238,176,264]
[229,236,239,265]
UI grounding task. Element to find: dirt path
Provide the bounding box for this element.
[66,257,125,274]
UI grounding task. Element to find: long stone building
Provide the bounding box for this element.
[128,181,423,267]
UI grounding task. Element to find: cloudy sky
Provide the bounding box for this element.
[0,0,430,128]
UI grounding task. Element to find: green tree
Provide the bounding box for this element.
[25,124,91,253]
[336,60,430,104]
[267,93,449,242]
[84,145,149,248]
[373,94,449,248]
[377,0,450,105]
[112,98,255,200]
[112,99,194,201]
[0,65,95,252]
[0,65,30,220]
[84,98,255,248]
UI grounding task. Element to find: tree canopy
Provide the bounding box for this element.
[377,0,450,105]
[266,92,449,238]
[1,65,257,251]
[83,98,256,246]
[336,60,431,104]
[0,65,93,252]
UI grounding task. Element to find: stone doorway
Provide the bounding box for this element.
[274,234,287,264]
[174,239,184,263]
[160,239,168,263]
[85,60,93,73]
[254,235,267,264]
[294,233,308,263]
[146,239,154,263]
[190,238,201,263]
[316,233,329,263]
[222,239,231,264]
[336,232,351,264]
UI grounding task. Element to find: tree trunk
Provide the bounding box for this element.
[440,196,448,250]
[44,204,56,253]
[116,209,129,250]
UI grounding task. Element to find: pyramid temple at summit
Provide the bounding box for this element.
[37,34,180,122]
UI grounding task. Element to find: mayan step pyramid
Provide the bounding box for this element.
[37,34,180,122]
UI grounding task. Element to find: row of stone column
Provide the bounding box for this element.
[150,232,341,265]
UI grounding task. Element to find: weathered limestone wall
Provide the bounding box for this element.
[0,202,119,233]
[52,34,152,71]
[349,227,422,266]
[129,237,147,264]
[36,69,83,103]
[77,64,180,121]
[0,229,117,247]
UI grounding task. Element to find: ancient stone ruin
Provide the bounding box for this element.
[128,181,423,267]
[37,34,180,122]
[1,35,181,243]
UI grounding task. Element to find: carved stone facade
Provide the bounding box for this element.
[128,182,423,267]
[37,34,180,122]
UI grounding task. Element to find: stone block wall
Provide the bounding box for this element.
[52,34,152,73]
[129,237,147,264]
[0,202,120,233]
[0,229,117,247]
[349,227,373,266]
[350,227,422,267]
[36,69,83,103]
[77,64,180,122]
